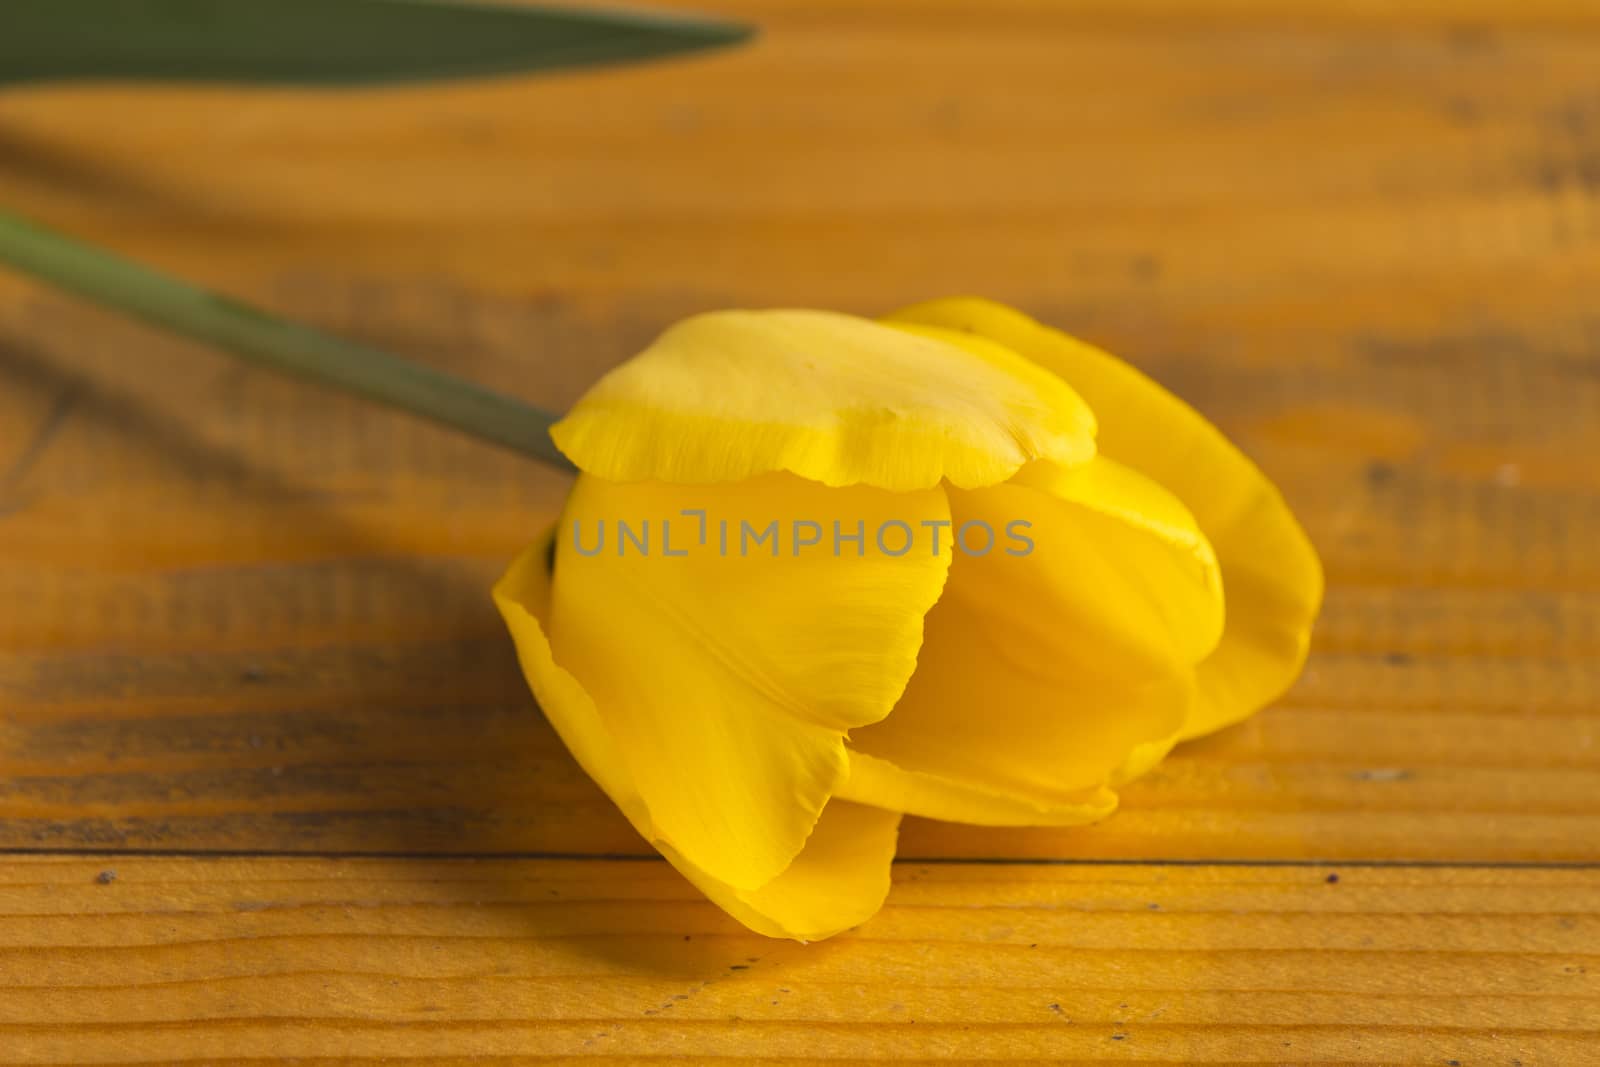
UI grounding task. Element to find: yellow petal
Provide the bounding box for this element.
[884,321,1223,662]
[492,527,649,829]
[1010,457,1224,665]
[546,472,950,890]
[839,750,1117,827]
[495,533,907,940]
[886,297,1323,739]
[846,458,1219,811]
[551,309,1096,491]
[666,799,902,942]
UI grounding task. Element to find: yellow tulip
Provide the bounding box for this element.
[493,297,1322,941]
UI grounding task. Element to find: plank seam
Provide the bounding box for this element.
[0,848,1596,869]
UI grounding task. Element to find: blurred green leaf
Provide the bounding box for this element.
[0,0,750,87]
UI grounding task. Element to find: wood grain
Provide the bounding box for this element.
[1,856,1595,1064]
[1,0,1599,1059]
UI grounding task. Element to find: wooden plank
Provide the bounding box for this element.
[0,855,1594,1064]
[2,0,1599,865]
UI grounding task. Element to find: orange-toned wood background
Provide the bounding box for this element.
[1,0,1597,1061]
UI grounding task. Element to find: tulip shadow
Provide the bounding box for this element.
[0,121,209,217]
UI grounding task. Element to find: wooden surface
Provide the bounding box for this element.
[1,0,1598,1061]
[3,857,1597,1064]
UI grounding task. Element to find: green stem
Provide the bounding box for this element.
[0,209,574,473]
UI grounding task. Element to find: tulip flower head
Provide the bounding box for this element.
[494,298,1322,940]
